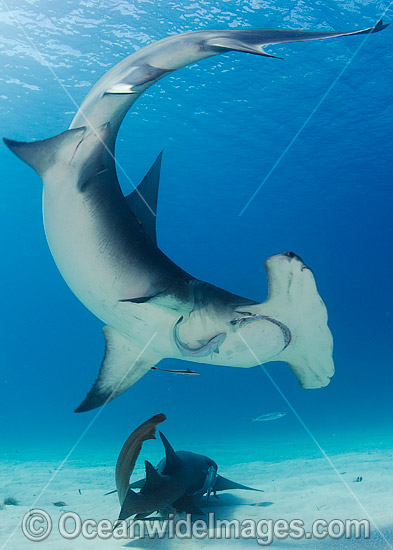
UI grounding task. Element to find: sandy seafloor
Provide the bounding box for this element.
[1,429,393,550]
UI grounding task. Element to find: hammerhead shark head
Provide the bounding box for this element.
[113,414,261,520]
[4,21,388,412]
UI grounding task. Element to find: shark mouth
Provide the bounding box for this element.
[173,316,227,357]
[229,312,292,350]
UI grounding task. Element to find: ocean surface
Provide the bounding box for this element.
[0,0,392,547]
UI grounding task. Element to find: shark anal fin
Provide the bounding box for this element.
[213,474,263,493]
[74,326,159,413]
[105,65,172,94]
[125,151,162,246]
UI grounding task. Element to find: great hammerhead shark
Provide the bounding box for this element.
[4,21,388,412]
[113,414,261,520]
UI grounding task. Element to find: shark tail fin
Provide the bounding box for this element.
[260,252,334,389]
[205,20,389,58]
[3,127,86,178]
[214,475,263,492]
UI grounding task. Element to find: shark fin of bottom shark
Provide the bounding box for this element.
[173,496,205,516]
[125,151,163,246]
[214,474,262,492]
[74,326,158,413]
[118,489,154,521]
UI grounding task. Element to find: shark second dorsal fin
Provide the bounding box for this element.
[125,151,163,246]
[159,431,181,474]
[141,461,163,494]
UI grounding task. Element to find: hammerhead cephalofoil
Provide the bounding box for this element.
[4,21,388,411]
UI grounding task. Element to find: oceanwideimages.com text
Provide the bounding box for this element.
[22,509,370,546]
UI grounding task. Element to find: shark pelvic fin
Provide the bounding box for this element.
[159,431,181,475]
[214,474,263,493]
[4,124,111,189]
[125,151,163,245]
[74,326,158,413]
[3,127,86,179]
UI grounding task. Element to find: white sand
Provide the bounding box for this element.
[1,441,393,549]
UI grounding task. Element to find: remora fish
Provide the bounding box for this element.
[114,415,261,520]
[4,21,388,412]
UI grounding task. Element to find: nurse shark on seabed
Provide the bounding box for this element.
[109,414,262,520]
[4,20,389,412]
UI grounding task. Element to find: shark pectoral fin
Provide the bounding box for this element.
[74,326,159,413]
[214,474,263,493]
[119,489,150,521]
[105,65,172,94]
[130,478,146,489]
[173,496,205,516]
[125,151,163,245]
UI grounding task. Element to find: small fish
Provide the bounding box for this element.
[53,501,68,507]
[151,366,200,376]
[253,412,286,422]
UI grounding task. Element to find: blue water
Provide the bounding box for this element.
[0,0,392,463]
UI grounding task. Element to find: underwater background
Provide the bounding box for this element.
[0,0,392,469]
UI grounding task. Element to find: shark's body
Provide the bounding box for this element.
[4,21,388,411]
[113,414,261,520]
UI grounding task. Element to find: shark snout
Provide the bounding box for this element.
[283,251,304,263]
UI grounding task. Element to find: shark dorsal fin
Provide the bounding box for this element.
[159,431,181,474]
[141,460,162,493]
[125,151,163,246]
